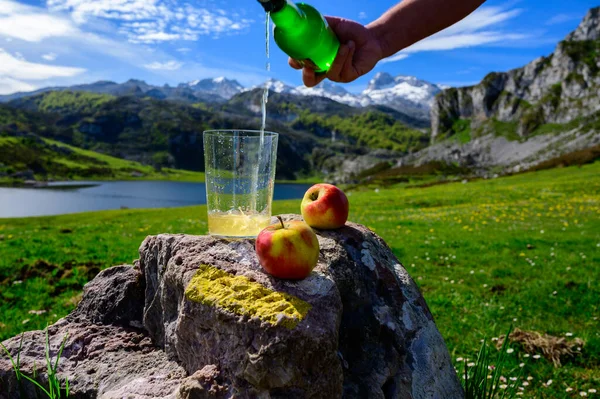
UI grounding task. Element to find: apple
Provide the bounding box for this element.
[255,216,320,280]
[301,183,349,229]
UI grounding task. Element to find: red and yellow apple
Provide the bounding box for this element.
[301,183,349,229]
[255,216,320,280]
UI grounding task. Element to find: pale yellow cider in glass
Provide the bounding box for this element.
[207,210,271,238]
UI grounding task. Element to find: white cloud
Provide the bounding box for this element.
[42,52,58,61]
[144,60,182,70]
[438,80,480,88]
[0,77,37,95]
[47,0,253,43]
[358,12,368,20]
[176,47,191,53]
[545,13,581,25]
[0,0,78,42]
[136,32,181,42]
[383,6,529,63]
[0,48,84,80]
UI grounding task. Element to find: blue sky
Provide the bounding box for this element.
[0,0,597,95]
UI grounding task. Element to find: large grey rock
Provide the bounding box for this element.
[1,215,462,398]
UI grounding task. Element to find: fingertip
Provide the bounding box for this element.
[289,58,303,70]
[302,68,317,87]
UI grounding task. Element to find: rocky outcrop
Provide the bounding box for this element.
[567,7,600,41]
[431,6,600,141]
[0,216,463,398]
[0,265,189,398]
[398,120,600,175]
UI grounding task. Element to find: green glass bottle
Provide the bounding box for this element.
[258,0,340,73]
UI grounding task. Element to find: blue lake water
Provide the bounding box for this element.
[0,181,312,218]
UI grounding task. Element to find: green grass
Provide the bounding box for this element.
[452,119,472,144]
[1,329,70,398]
[1,162,599,397]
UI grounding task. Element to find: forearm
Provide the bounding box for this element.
[367,0,485,58]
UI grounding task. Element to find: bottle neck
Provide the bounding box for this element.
[270,1,305,28]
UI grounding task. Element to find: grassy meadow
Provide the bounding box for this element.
[1,162,599,397]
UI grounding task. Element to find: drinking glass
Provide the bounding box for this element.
[203,130,278,238]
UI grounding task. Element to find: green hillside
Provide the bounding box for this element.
[1,162,598,397]
[0,135,204,184]
[2,90,428,181]
[291,110,429,152]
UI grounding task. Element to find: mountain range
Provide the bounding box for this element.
[1,6,599,185]
[0,72,445,125]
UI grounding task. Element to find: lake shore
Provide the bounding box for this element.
[0,181,313,218]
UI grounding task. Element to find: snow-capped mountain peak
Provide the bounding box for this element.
[365,72,397,91]
[251,73,446,120]
[295,81,362,107]
[361,73,445,112]
[262,78,296,94]
[183,77,244,99]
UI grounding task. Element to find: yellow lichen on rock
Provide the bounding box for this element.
[184,264,311,329]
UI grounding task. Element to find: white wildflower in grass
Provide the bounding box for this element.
[523,382,529,386]
[589,389,597,393]
[22,319,29,324]
[580,392,587,397]
[456,357,464,362]
[566,332,574,337]
[533,355,541,359]
[500,384,508,389]
[516,393,523,396]
[506,348,514,354]
[519,363,525,367]
[546,379,553,386]
[566,388,574,392]
[467,362,475,367]
[510,377,518,381]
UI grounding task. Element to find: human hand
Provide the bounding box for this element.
[289,16,384,87]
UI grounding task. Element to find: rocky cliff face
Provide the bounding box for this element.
[431,7,600,141]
